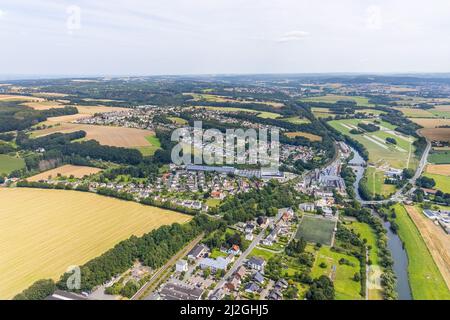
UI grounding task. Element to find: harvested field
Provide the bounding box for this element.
[0,94,44,102]
[27,165,102,181]
[21,101,65,110]
[405,206,450,292]
[426,164,450,176]
[285,131,322,141]
[0,188,191,299]
[420,128,450,142]
[33,123,155,148]
[410,118,450,128]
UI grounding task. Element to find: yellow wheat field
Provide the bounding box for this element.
[0,188,191,299]
[27,165,103,181]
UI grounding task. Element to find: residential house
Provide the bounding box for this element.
[247,257,266,271]
[175,260,188,273]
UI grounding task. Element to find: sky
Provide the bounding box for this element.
[0,0,450,76]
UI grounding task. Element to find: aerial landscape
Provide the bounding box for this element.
[0,0,450,307]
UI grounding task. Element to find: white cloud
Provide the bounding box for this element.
[366,5,383,30]
[0,9,5,18]
[277,30,310,42]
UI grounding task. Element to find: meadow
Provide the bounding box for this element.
[285,131,322,141]
[310,246,362,300]
[0,154,25,175]
[423,172,450,193]
[280,116,310,125]
[194,106,281,119]
[392,204,450,300]
[428,151,450,164]
[0,188,191,299]
[186,93,284,108]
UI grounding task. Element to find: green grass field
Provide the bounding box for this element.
[364,166,397,197]
[295,215,336,246]
[248,247,276,261]
[423,173,450,193]
[134,135,161,156]
[347,221,379,265]
[311,246,362,300]
[194,106,281,119]
[281,116,310,125]
[328,118,416,169]
[300,94,374,106]
[428,151,450,164]
[168,117,188,125]
[392,204,450,300]
[0,154,25,175]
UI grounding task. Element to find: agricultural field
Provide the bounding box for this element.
[405,206,450,292]
[419,128,450,143]
[311,107,335,118]
[295,215,336,246]
[194,105,281,119]
[285,131,322,141]
[134,135,161,156]
[410,118,450,128]
[0,188,191,299]
[392,204,450,300]
[0,155,25,175]
[425,164,450,176]
[395,105,450,119]
[0,94,44,102]
[355,109,386,116]
[300,94,374,106]
[280,116,310,125]
[310,246,362,300]
[32,123,156,149]
[428,151,450,164]
[423,172,450,193]
[186,93,284,108]
[27,165,102,181]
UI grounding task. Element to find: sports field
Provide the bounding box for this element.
[0,154,25,175]
[295,215,336,246]
[0,188,191,299]
[392,204,450,300]
[27,165,102,181]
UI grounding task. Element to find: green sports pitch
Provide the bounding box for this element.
[295,215,336,246]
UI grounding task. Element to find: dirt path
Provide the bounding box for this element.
[405,206,450,290]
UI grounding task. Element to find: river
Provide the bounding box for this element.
[348,147,412,300]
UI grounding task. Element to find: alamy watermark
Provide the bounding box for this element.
[171,121,280,170]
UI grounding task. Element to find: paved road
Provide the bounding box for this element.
[211,223,271,296]
[131,233,204,300]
